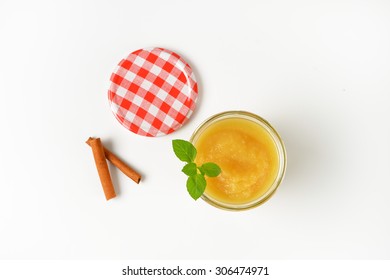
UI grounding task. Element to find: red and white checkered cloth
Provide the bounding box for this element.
[108,47,198,137]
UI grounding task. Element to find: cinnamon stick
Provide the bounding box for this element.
[86,137,141,184]
[87,137,116,200]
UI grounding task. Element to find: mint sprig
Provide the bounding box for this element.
[172,139,221,200]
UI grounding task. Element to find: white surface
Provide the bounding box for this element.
[1,0,389,260]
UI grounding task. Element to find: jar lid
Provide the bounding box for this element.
[108,47,198,137]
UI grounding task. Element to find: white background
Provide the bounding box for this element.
[1,0,389,260]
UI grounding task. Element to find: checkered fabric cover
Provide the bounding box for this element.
[108,47,198,137]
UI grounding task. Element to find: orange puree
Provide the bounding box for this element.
[194,118,279,205]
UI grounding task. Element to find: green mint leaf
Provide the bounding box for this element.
[186,174,207,200]
[172,139,197,163]
[199,162,221,177]
[182,162,197,176]
[172,139,223,201]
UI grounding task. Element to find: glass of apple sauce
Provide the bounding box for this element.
[190,111,286,211]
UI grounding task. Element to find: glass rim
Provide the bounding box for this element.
[189,110,287,211]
